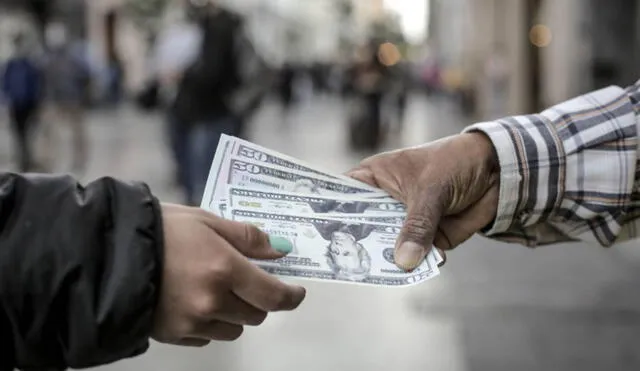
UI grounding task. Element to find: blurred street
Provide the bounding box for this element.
[3,95,640,371]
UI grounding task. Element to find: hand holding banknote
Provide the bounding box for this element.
[348,132,500,270]
[153,204,305,346]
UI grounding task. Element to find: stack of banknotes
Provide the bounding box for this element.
[200,134,442,287]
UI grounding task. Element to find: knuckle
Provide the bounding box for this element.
[403,215,433,241]
[192,295,222,318]
[207,258,235,285]
[242,224,266,248]
[196,207,215,219]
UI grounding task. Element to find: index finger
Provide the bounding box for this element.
[230,254,306,312]
[345,168,379,188]
[196,210,289,260]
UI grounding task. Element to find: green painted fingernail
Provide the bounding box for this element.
[269,236,293,255]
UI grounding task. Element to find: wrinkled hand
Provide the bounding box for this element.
[152,204,305,347]
[348,132,500,271]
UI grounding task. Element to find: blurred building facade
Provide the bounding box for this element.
[81,0,390,91]
[428,0,532,119]
[219,0,386,64]
[586,0,640,90]
[429,0,640,120]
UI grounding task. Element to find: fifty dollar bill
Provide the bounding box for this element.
[202,156,387,215]
[201,135,388,212]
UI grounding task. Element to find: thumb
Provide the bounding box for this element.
[394,187,447,271]
[198,212,293,259]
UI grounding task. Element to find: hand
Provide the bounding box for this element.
[152,204,305,347]
[348,133,500,271]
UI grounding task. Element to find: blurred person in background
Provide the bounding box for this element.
[105,52,125,106]
[170,0,264,205]
[0,172,306,370]
[277,61,296,117]
[389,58,410,133]
[40,23,91,174]
[347,41,390,150]
[1,33,43,172]
[155,2,203,192]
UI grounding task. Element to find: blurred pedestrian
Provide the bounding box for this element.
[105,53,125,106]
[1,33,43,172]
[40,23,91,174]
[155,6,203,190]
[390,60,410,132]
[170,0,261,205]
[347,42,389,150]
[277,61,296,116]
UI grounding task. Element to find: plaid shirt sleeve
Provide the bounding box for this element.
[463,80,640,247]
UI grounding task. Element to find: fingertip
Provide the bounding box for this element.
[175,338,211,347]
[290,285,307,309]
[394,241,427,272]
[268,235,293,255]
[245,235,293,261]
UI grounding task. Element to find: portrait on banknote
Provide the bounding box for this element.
[315,221,374,281]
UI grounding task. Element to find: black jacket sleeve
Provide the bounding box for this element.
[0,173,164,370]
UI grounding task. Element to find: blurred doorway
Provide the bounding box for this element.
[105,9,118,61]
[589,0,639,89]
[525,0,544,112]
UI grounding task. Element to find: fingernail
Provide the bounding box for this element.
[269,236,293,255]
[395,242,426,270]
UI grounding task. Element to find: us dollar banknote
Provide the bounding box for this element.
[228,135,342,180]
[225,135,384,191]
[202,157,388,215]
[201,135,385,214]
[229,209,440,287]
[228,187,406,216]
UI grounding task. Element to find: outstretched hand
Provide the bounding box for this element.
[347,133,500,271]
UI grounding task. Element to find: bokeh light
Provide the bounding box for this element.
[529,24,552,47]
[377,42,401,66]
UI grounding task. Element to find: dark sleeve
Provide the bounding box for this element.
[0,173,164,370]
